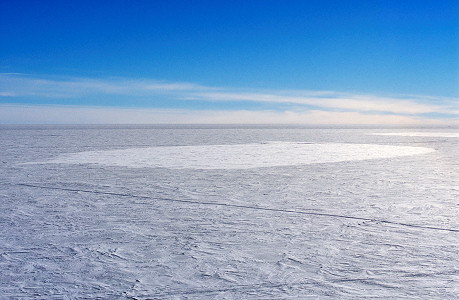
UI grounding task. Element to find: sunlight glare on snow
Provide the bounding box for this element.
[29,142,435,170]
[372,132,459,138]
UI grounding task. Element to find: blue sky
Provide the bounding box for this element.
[0,0,458,124]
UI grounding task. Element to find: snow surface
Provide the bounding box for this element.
[1,126,458,299]
[372,132,459,138]
[27,142,435,170]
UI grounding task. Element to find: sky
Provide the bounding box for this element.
[0,0,458,125]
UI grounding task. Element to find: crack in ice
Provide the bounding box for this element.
[15,183,459,233]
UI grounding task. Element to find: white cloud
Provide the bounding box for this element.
[0,74,209,98]
[1,104,456,125]
[194,92,451,115]
[0,92,16,96]
[1,73,458,124]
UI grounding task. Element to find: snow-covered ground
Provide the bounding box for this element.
[1,125,458,299]
[26,142,434,170]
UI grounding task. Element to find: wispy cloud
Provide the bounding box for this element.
[0,73,210,98]
[192,91,453,115]
[1,104,457,125]
[1,73,458,124]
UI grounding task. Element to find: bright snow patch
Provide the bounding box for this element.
[27,142,435,170]
[373,132,459,138]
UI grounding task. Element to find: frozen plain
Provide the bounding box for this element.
[0,125,458,299]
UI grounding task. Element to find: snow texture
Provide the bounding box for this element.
[1,126,458,299]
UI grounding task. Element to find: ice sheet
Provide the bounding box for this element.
[26,142,435,170]
[2,126,458,299]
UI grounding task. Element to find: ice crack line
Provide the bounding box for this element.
[15,183,459,233]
